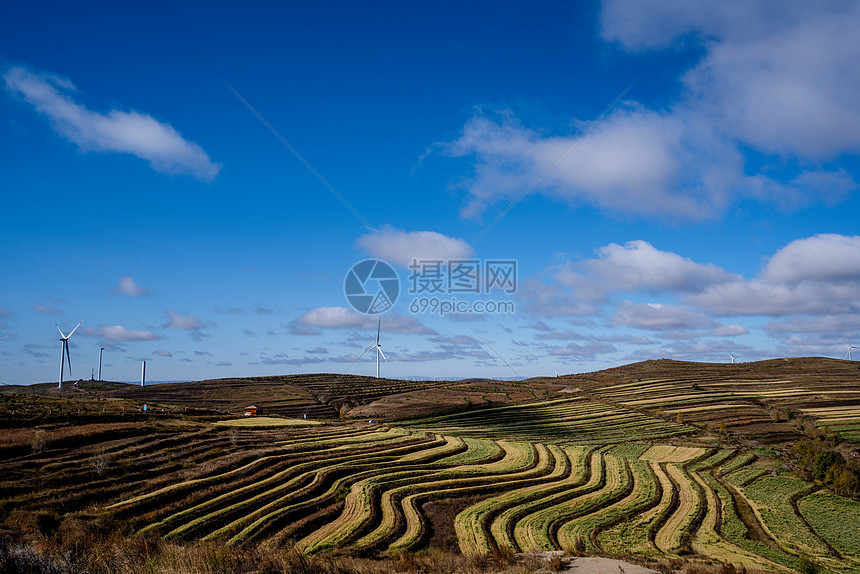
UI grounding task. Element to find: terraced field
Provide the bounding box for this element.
[576,358,860,444]
[3,358,860,573]
[4,420,839,572]
[396,397,694,444]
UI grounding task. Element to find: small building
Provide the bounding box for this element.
[244,405,258,417]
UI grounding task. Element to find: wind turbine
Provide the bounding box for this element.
[56,321,83,389]
[369,319,387,378]
[845,336,859,361]
[727,352,739,364]
[0,334,9,342]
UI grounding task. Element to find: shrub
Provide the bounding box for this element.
[547,553,567,571]
[813,451,842,481]
[89,448,113,476]
[798,557,820,574]
[31,430,48,453]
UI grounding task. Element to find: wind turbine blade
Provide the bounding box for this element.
[56,323,67,338]
[378,348,387,362]
[65,341,72,374]
[67,321,83,338]
[376,319,381,345]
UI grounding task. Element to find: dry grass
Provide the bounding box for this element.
[214,417,320,428]
[0,531,535,574]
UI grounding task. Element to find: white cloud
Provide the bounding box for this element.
[113,276,150,296]
[710,323,748,337]
[381,313,437,335]
[576,240,737,293]
[289,307,436,336]
[602,1,860,159]
[527,235,860,323]
[294,307,372,331]
[4,66,220,181]
[688,234,860,317]
[355,227,473,267]
[164,311,204,330]
[445,109,735,220]
[81,325,160,341]
[763,234,860,284]
[522,240,737,317]
[611,302,715,332]
[442,2,859,221]
[765,315,860,336]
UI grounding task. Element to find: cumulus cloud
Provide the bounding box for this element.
[113,276,149,296]
[611,302,714,331]
[355,227,473,267]
[764,315,860,336]
[446,107,744,220]
[609,301,745,337]
[711,323,748,337]
[380,313,437,335]
[4,66,220,180]
[164,311,204,330]
[763,234,860,284]
[292,307,372,333]
[600,0,860,158]
[442,2,859,221]
[523,234,860,353]
[521,240,737,318]
[81,325,160,341]
[289,307,435,336]
[576,240,737,294]
[687,234,860,316]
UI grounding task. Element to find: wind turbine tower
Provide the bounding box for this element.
[141,360,146,386]
[56,322,83,389]
[98,347,104,381]
[370,319,387,378]
[845,336,859,361]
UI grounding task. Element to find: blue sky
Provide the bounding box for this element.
[2,0,860,384]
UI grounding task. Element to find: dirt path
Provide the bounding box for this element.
[562,556,658,573]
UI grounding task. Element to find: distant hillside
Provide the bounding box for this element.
[3,357,858,445]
